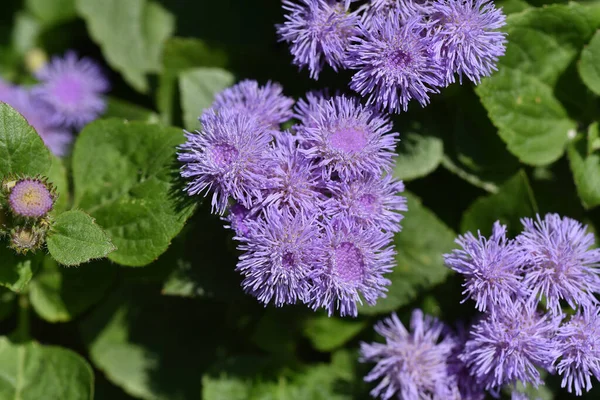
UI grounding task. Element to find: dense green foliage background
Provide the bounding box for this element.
[1,0,600,399]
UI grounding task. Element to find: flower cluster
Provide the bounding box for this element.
[361,214,600,398]
[277,0,507,113]
[0,176,57,254]
[0,51,109,156]
[178,80,406,316]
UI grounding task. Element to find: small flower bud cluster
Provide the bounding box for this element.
[178,80,407,316]
[277,0,507,113]
[0,51,109,156]
[0,176,57,254]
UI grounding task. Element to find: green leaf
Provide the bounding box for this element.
[76,0,175,92]
[461,171,538,236]
[0,102,51,177]
[179,67,235,131]
[579,30,600,95]
[29,257,117,322]
[360,192,456,315]
[105,97,160,123]
[25,0,76,26]
[11,12,41,55]
[567,129,600,209]
[0,248,41,293]
[72,119,195,266]
[0,337,94,399]
[303,314,366,352]
[393,124,443,181]
[46,210,116,266]
[47,154,69,213]
[158,37,228,124]
[0,288,16,322]
[476,4,600,165]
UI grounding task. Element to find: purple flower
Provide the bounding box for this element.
[325,174,406,233]
[277,0,360,79]
[261,131,324,212]
[222,202,253,237]
[8,178,55,218]
[446,324,487,400]
[33,51,109,128]
[430,0,507,84]
[311,218,395,317]
[362,0,432,27]
[178,109,272,214]
[553,306,600,396]
[293,90,333,127]
[346,14,445,113]
[212,80,294,127]
[296,95,398,179]
[516,214,600,314]
[6,88,73,156]
[444,222,527,312]
[360,310,457,399]
[461,300,560,390]
[235,208,319,306]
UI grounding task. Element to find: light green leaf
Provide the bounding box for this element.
[29,257,117,322]
[360,192,456,315]
[0,102,51,177]
[11,12,41,55]
[0,248,42,293]
[567,128,600,209]
[47,154,69,213]
[179,67,235,131]
[105,97,160,123]
[393,125,443,181]
[476,3,600,165]
[303,314,366,352]
[0,337,94,399]
[46,210,116,266]
[76,0,174,92]
[579,30,600,95]
[72,119,195,266]
[461,171,538,235]
[25,0,76,26]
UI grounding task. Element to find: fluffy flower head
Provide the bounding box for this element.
[8,178,55,218]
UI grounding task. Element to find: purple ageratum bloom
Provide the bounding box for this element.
[212,80,294,127]
[33,51,109,128]
[553,306,600,396]
[446,324,487,400]
[296,95,398,179]
[460,300,560,390]
[360,310,457,400]
[311,218,395,317]
[7,88,73,156]
[444,221,527,313]
[178,109,272,214]
[346,14,445,113]
[235,208,319,307]
[430,0,507,85]
[293,90,333,127]
[8,178,54,218]
[362,0,433,28]
[222,202,253,237]
[262,131,325,212]
[517,213,600,314]
[277,0,360,79]
[325,174,406,233]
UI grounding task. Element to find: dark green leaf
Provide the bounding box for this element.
[303,314,366,352]
[360,192,456,315]
[393,125,443,181]
[105,97,160,123]
[46,210,116,266]
[25,0,76,26]
[72,119,195,266]
[0,248,41,293]
[579,30,600,95]
[567,128,600,209]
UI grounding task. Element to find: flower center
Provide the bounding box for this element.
[52,76,85,106]
[333,242,365,284]
[391,49,413,68]
[330,128,367,153]
[358,194,378,215]
[282,252,296,270]
[212,143,239,167]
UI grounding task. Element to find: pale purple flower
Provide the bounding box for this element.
[444,222,527,312]
[446,324,487,400]
[517,214,600,314]
[461,300,560,390]
[178,109,272,214]
[296,95,398,179]
[293,90,333,127]
[261,131,325,212]
[222,202,253,237]
[430,0,507,84]
[311,217,395,317]
[235,208,320,306]
[325,174,406,233]
[277,0,360,79]
[362,0,432,27]
[8,178,54,218]
[347,14,445,113]
[33,51,109,128]
[360,310,457,400]
[212,80,294,127]
[553,306,600,396]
